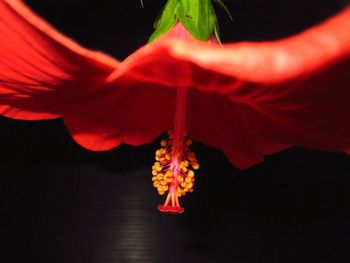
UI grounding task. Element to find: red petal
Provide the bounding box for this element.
[110,7,350,168]
[63,83,175,150]
[0,0,119,120]
[2,1,350,168]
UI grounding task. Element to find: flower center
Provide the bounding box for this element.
[152,88,200,214]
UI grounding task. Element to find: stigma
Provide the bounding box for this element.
[152,131,200,214]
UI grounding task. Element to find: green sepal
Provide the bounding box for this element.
[177,0,217,41]
[148,0,226,43]
[148,0,179,43]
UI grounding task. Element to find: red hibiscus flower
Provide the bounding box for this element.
[1,0,350,213]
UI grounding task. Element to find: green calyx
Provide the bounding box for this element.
[148,0,228,43]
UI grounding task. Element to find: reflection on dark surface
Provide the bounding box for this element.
[2,119,350,262]
[2,0,350,262]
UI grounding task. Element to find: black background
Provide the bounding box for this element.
[2,0,350,262]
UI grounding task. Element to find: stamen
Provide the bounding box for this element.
[152,131,199,214]
[152,84,199,214]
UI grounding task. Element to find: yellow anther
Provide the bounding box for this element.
[192,163,200,170]
[178,176,184,183]
[176,188,183,196]
[164,174,172,180]
[153,134,199,203]
[185,177,192,183]
[179,162,186,169]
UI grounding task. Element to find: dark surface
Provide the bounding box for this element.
[2,0,350,262]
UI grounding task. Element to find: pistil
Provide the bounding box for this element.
[152,88,200,214]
